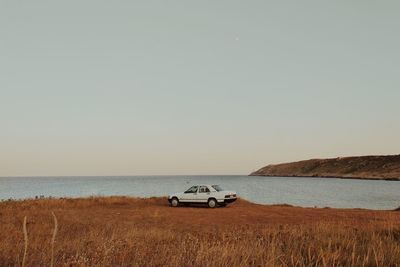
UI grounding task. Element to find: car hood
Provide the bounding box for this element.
[168,192,184,197]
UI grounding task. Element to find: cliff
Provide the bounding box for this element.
[250,155,400,180]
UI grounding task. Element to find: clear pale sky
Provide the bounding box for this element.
[1,1,399,176]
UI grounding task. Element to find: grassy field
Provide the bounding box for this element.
[0,197,399,266]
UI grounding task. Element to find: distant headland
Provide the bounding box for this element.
[250,154,400,181]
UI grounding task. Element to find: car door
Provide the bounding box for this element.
[181,186,198,203]
[196,186,211,203]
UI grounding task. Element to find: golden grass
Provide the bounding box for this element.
[22,216,28,267]
[0,197,399,266]
[50,212,58,267]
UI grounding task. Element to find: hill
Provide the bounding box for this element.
[250,154,400,180]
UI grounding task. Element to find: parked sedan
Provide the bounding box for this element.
[168,185,237,208]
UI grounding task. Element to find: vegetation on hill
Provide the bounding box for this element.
[250,154,400,180]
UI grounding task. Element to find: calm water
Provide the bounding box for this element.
[0,175,399,210]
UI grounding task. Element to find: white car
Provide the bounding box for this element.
[168,185,237,208]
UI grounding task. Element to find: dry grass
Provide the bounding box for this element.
[21,216,27,267]
[0,197,399,266]
[50,212,58,267]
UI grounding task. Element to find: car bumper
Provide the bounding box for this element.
[224,198,237,204]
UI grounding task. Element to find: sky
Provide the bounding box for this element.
[1,1,399,176]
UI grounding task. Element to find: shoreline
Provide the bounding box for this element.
[249,174,400,181]
[1,195,399,211]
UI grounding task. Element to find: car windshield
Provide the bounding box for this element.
[184,186,198,193]
[212,185,223,192]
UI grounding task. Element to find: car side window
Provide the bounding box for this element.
[184,186,198,193]
[199,186,210,193]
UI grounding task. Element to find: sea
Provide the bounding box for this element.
[0,175,399,210]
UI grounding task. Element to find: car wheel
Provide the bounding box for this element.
[208,198,217,208]
[171,198,179,207]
